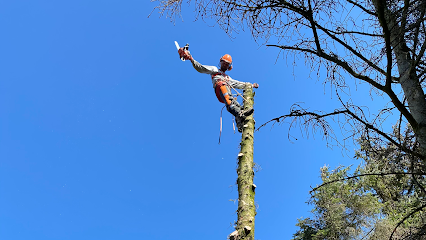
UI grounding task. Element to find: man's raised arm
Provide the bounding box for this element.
[178,48,218,74]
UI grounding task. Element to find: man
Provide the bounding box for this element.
[178,48,259,132]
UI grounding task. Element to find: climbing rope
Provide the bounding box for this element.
[226,82,249,103]
[218,105,237,144]
[218,106,226,144]
[218,83,248,144]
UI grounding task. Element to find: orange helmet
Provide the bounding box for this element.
[220,54,232,63]
[220,54,233,70]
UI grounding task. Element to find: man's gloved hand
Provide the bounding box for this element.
[253,83,259,88]
[178,48,193,61]
[184,51,193,61]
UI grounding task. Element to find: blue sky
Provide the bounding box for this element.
[0,1,379,239]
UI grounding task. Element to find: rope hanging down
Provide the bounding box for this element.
[218,106,225,144]
[218,106,237,144]
[218,84,244,144]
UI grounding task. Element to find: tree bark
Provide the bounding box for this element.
[231,84,256,240]
[371,0,426,160]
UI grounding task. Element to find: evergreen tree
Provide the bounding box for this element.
[293,127,426,239]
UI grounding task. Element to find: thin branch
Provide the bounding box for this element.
[266,44,387,90]
[344,105,423,158]
[310,172,426,193]
[346,0,377,16]
[327,29,383,37]
[277,0,309,15]
[412,171,426,196]
[360,227,376,240]
[398,103,404,145]
[267,44,418,140]
[315,21,389,77]
[389,203,426,240]
[385,89,418,131]
[306,0,322,54]
[256,108,349,131]
[375,0,394,89]
[413,40,426,75]
[400,0,409,34]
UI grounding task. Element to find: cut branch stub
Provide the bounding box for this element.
[228,230,238,240]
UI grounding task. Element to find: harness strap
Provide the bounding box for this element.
[212,71,229,86]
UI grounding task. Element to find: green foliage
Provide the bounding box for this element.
[292,166,383,240]
[292,127,426,240]
[292,219,317,240]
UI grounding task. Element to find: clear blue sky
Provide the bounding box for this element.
[0,1,377,239]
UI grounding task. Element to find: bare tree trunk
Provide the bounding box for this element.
[230,85,256,240]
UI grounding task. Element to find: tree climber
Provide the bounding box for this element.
[178,48,259,132]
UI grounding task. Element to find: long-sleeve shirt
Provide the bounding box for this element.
[190,59,249,89]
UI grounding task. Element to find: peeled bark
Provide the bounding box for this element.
[230,84,256,240]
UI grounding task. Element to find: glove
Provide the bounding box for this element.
[253,83,259,88]
[184,51,193,61]
[178,48,192,61]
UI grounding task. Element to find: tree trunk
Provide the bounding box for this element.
[371,0,426,160]
[230,85,256,240]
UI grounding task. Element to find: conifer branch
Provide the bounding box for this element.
[310,172,426,193]
[389,203,426,240]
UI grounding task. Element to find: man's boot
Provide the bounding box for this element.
[228,99,254,117]
[227,100,254,132]
[235,115,243,133]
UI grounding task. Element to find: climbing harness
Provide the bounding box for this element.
[226,82,248,103]
[212,75,248,104]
